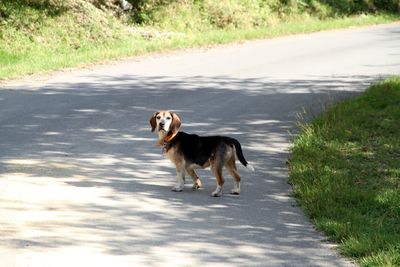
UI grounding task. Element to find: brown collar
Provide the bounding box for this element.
[164,130,177,143]
[156,131,178,148]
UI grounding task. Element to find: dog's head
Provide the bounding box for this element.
[150,111,181,138]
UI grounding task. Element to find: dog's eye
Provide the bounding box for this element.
[166,117,172,120]
[156,116,161,120]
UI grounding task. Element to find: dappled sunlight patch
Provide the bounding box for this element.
[85,127,109,133]
[0,171,197,255]
[77,155,122,166]
[93,133,154,144]
[248,141,287,153]
[247,119,282,125]
[43,131,62,136]
[0,172,114,206]
[74,109,99,113]
[4,159,43,166]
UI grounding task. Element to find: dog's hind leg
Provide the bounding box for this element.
[226,157,241,195]
[211,164,224,197]
[186,167,202,190]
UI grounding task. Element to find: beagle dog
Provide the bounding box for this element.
[150,110,253,197]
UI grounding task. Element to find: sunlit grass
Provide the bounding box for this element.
[289,77,400,266]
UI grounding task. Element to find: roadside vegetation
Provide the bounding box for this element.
[289,77,400,266]
[0,0,399,79]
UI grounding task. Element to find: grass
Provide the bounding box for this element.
[289,76,400,266]
[0,2,399,80]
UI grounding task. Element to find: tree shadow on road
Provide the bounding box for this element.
[0,74,376,266]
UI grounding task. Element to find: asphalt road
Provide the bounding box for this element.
[1,23,399,267]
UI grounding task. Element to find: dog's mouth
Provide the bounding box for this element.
[158,126,167,132]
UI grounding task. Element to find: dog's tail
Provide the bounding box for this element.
[229,138,255,171]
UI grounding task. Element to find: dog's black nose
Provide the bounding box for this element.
[159,122,165,127]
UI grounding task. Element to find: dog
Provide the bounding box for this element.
[149,110,253,197]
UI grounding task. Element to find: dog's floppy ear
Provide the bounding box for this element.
[170,112,181,134]
[149,112,159,132]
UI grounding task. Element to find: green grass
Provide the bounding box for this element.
[289,77,400,266]
[0,0,399,80]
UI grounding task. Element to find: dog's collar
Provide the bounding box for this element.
[161,131,177,153]
[164,130,177,143]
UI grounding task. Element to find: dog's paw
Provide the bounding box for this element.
[211,191,223,197]
[230,182,240,195]
[230,189,240,195]
[192,180,202,190]
[211,186,223,197]
[192,184,201,190]
[172,186,183,192]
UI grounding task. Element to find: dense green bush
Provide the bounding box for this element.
[1,0,397,45]
[1,0,398,30]
[0,0,127,52]
[329,0,399,13]
[129,0,399,29]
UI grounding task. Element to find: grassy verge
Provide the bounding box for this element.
[0,2,399,80]
[289,77,400,266]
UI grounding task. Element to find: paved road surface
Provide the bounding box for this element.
[1,23,399,266]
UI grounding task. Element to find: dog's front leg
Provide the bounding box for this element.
[172,166,185,192]
[186,167,202,190]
